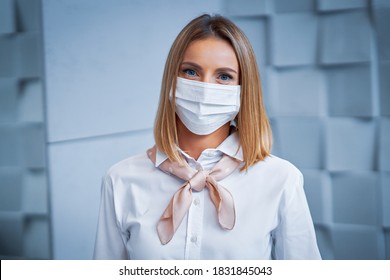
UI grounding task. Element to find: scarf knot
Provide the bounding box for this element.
[147,146,241,245]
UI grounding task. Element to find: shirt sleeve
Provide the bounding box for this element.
[93,175,128,259]
[272,171,322,260]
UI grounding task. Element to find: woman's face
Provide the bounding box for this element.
[178,37,239,85]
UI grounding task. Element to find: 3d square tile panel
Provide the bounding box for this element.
[373,8,390,62]
[16,33,42,78]
[273,117,322,169]
[231,17,268,66]
[379,118,390,171]
[385,229,390,260]
[326,118,375,171]
[274,0,315,13]
[317,0,368,11]
[17,78,44,122]
[271,13,318,66]
[320,11,371,64]
[20,123,46,168]
[0,125,22,166]
[379,62,390,116]
[372,0,390,8]
[0,0,15,34]
[381,172,390,227]
[330,224,385,259]
[14,0,42,32]
[0,78,18,123]
[0,35,17,77]
[331,171,380,226]
[0,213,24,256]
[224,0,268,16]
[23,216,50,259]
[0,167,22,211]
[272,67,325,116]
[23,169,48,214]
[326,65,372,117]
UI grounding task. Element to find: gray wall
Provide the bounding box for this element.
[0,0,389,260]
[0,0,50,259]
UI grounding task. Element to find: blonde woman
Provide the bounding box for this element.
[93,14,321,260]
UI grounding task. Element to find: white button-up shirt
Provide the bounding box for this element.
[93,133,321,259]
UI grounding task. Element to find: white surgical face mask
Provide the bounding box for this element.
[173,77,241,135]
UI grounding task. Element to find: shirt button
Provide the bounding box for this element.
[193,198,200,206]
[190,236,197,243]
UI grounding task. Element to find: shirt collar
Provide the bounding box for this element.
[154,131,243,167]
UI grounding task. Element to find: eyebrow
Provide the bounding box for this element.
[181,61,238,74]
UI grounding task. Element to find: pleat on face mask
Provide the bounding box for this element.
[173,77,241,135]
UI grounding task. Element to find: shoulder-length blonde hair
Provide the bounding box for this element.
[154,14,272,171]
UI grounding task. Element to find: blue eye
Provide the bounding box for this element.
[219,74,232,81]
[183,68,197,77]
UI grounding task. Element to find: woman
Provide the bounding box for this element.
[93,14,321,260]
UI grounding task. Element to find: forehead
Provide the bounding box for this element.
[182,37,239,69]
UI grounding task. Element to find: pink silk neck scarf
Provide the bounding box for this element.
[147,146,241,245]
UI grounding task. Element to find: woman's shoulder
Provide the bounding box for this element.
[265,154,301,171]
[104,152,154,180]
[251,154,303,181]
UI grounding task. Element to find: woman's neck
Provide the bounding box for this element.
[176,118,230,160]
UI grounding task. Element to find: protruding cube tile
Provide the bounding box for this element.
[23,169,48,214]
[273,67,325,116]
[331,172,380,226]
[326,118,375,171]
[380,118,390,171]
[373,0,390,8]
[16,33,42,78]
[0,78,18,123]
[331,225,385,259]
[320,11,370,64]
[314,225,334,260]
[302,170,332,223]
[0,35,17,77]
[20,123,46,168]
[327,65,372,117]
[379,63,390,116]
[24,217,50,259]
[15,0,41,32]
[18,78,44,122]
[0,0,15,34]
[274,0,314,13]
[231,18,267,66]
[317,0,368,11]
[43,5,162,141]
[0,213,24,257]
[381,173,390,227]
[0,125,21,166]
[271,14,317,66]
[385,228,390,260]
[374,8,390,61]
[273,117,322,169]
[225,0,268,16]
[49,130,154,259]
[0,167,22,211]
